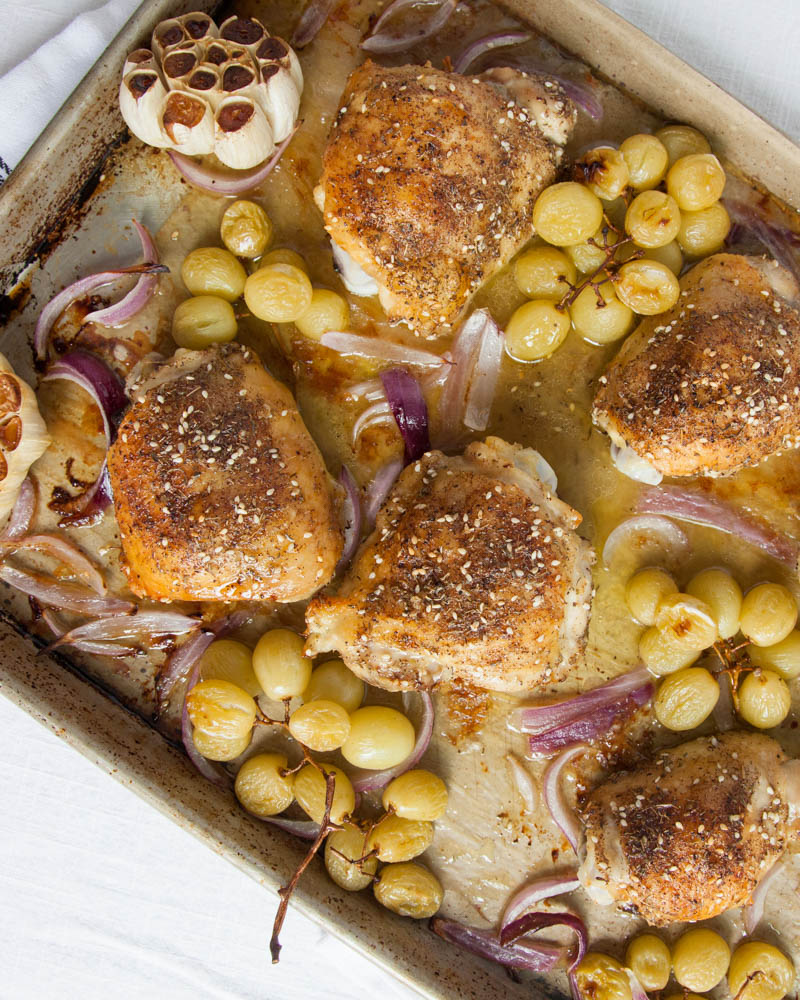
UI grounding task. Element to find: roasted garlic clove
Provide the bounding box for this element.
[0,355,50,523]
[123,48,160,78]
[219,15,269,56]
[151,18,188,62]
[161,44,201,87]
[214,97,274,170]
[161,91,215,155]
[177,11,219,42]
[119,70,171,148]
[256,59,301,143]
[185,66,222,109]
[256,36,303,91]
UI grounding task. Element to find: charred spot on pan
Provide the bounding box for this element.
[163,51,197,79]
[257,38,288,61]
[222,65,255,93]
[220,17,265,45]
[217,101,255,133]
[127,73,158,99]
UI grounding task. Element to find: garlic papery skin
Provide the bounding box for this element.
[177,11,218,43]
[256,36,303,92]
[119,71,171,148]
[256,61,301,143]
[161,91,215,155]
[219,15,268,56]
[0,355,50,523]
[214,97,273,170]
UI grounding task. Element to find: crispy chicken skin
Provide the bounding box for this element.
[305,437,593,693]
[107,345,342,602]
[315,61,575,336]
[593,253,800,479]
[578,732,796,925]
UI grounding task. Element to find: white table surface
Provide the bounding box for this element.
[1,1,799,998]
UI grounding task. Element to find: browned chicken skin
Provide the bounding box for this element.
[315,61,575,336]
[305,437,593,693]
[578,732,797,925]
[593,253,800,479]
[107,345,342,602]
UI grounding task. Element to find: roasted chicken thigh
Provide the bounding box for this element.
[305,437,593,693]
[315,61,575,336]
[593,254,800,480]
[578,732,797,925]
[108,344,342,602]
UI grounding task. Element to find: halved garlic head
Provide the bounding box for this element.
[0,355,50,522]
[124,13,302,170]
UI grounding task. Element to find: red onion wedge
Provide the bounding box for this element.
[551,74,603,121]
[724,199,800,284]
[501,872,580,930]
[34,261,168,360]
[0,563,134,616]
[361,0,457,54]
[321,331,448,369]
[42,350,127,445]
[168,122,300,196]
[439,309,498,443]
[602,514,690,572]
[506,753,538,814]
[253,814,321,840]
[46,610,201,653]
[352,399,393,448]
[350,691,434,794]
[84,221,163,328]
[337,465,362,573]
[463,313,504,432]
[744,860,782,934]
[157,610,252,703]
[430,917,565,973]
[345,378,385,401]
[364,458,403,528]
[51,461,113,528]
[500,911,587,975]
[626,969,649,1000]
[454,31,532,75]
[381,368,431,464]
[2,477,36,539]
[637,485,800,573]
[514,666,652,736]
[0,534,105,594]
[41,607,136,657]
[292,0,335,47]
[543,745,585,853]
[182,664,232,789]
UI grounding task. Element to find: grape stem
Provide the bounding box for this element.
[710,638,756,711]
[556,217,641,312]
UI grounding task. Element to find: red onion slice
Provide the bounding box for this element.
[345,378,385,401]
[157,610,252,702]
[0,563,134,616]
[637,485,800,572]
[321,331,447,369]
[84,221,163,328]
[713,669,735,732]
[501,872,580,930]
[514,666,652,736]
[626,969,650,1000]
[168,122,300,196]
[34,262,167,360]
[350,691,434,794]
[182,664,232,789]
[602,514,690,571]
[292,0,335,47]
[744,860,782,934]
[3,477,36,539]
[439,309,493,443]
[463,313,504,432]
[430,918,565,973]
[454,31,532,75]
[364,458,404,528]
[336,465,362,573]
[361,0,457,54]
[0,534,105,594]
[42,350,127,445]
[381,368,431,464]
[506,753,538,814]
[542,745,585,853]
[499,910,587,975]
[724,199,800,284]
[352,399,393,448]
[252,814,322,839]
[47,610,201,652]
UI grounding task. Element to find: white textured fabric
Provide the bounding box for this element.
[0,2,798,998]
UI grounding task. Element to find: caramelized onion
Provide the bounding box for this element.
[430,917,565,973]
[381,368,431,464]
[292,0,335,47]
[157,610,252,702]
[336,465,362,573]
[47,610,201,653]
[2,476,36,539]
[321,331,448,369]
[182,664,232,789]
[0,533,105,594]
[454,31,532,75]
[361,0,457,54]
[350,691,434,794]
[501,872,580,930]
[84,221,163,328]
[0,563,133,616]
[542,745,585,853]
[364,458,403,528]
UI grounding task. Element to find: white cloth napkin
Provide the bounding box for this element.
[0,0,141,183]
